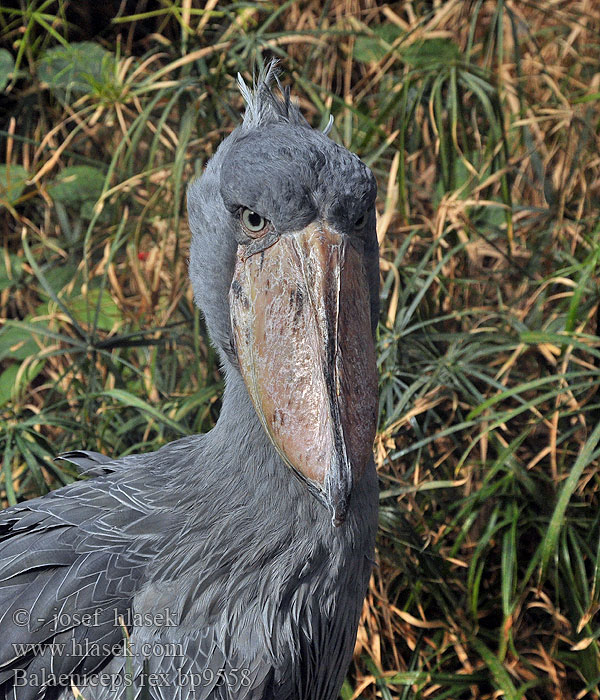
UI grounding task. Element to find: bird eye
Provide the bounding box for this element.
[354,212,368,230]
[241,208,268,236]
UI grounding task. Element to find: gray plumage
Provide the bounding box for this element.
[0,65,379,700]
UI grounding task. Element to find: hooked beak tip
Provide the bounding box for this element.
[331,500,349,527]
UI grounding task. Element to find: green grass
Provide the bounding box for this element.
[1,1,600,698]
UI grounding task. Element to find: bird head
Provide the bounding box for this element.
[187,65,379,526]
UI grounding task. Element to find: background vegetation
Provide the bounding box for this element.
[1,0,599,697]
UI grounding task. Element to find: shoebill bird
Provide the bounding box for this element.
[0,66,380,700]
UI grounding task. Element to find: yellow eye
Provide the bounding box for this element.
[241,208,268,236]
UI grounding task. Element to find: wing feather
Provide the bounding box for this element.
[0,467,176,700]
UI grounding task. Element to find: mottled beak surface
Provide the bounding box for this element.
[230,222,378,525]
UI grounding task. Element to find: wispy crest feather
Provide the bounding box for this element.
[237,61,309,130]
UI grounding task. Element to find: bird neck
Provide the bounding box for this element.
[212,362,281,469]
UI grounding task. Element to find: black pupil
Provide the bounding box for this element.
[248,211,262,228]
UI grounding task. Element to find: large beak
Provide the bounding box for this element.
[229,222,378,526]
